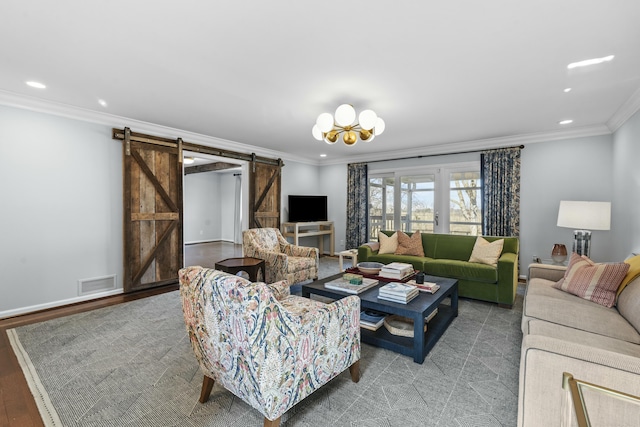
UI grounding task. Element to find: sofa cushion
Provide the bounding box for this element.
[425,259,498,283]
[553,253,629,308]
[378,231,398,254]
[395,230,425,256]
[525,318,640,358]
[523,286,640,344]
[617,276,640,335]
[469,236,504,267]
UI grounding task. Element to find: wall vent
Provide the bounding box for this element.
[78,274,117,296]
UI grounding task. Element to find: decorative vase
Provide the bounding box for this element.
[551,243,567,263]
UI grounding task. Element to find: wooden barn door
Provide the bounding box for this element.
[249,159,282,229]
[122,128,183,292]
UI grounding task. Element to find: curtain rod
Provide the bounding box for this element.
[364,144,524,164]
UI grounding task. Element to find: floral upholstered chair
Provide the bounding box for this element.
[242,227,319,284]
[179,266,361,427]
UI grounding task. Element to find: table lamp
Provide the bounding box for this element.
[556,201,611,258]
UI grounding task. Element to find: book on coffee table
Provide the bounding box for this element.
[379,262,415,280]
[378,282,420,303]
[406,280,441,294]
[325,278,379,294]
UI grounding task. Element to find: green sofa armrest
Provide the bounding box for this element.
[497,252,518,306]
[357,245,377,263]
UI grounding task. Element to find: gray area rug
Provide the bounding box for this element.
[8,257,524,426]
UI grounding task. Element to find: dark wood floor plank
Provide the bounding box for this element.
[0,241,241,427]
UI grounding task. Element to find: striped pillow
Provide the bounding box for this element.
[553,253,630,307]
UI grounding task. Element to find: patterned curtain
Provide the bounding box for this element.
[481,147,521,236]
[346,163,368,249]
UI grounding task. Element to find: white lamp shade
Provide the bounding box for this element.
[557,201,611,230]
[358,109,377,130]
[316,113,334,133]
[311,124,323,141]
[374,117,386,135]
[335,104,356,127]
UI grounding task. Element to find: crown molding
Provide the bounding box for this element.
[320,124,612,165]
[607,87,640,132]
[0,90,317,166]
[0,90,616,168]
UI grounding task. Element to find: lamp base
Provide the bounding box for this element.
[573,230,592,258]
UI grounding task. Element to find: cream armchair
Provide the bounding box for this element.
[243,227,319,284]
[179,266,361,427]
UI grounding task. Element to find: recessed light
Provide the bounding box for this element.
[320,154,327,158]
[567,55,614,69]
[559,119,573,125]
[98,99,108,107]
[184,157,195,165]
[564,88,572,93]
[26,81,46,89]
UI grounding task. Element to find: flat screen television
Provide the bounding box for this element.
[288,195,328,222]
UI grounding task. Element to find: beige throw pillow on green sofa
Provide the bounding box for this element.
[378,232,398,254]
[469,236,504,267]
[395,231,425,257]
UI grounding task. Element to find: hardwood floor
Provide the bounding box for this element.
[0,241,241,427]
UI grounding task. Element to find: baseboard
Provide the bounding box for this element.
[0,288,124,319]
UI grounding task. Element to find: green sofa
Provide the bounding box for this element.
[358,231,520,307]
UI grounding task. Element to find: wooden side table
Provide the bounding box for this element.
[338,249,358,271]
[215,257,266,282]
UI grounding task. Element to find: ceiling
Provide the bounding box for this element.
[2,1,640,164]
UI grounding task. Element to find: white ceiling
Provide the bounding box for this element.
[2,1,640,163]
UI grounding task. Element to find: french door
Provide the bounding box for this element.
[368,162,481,239]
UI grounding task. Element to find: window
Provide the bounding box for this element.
[368,163,481,240]
[449,171,482,236]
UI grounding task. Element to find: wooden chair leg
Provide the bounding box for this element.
[349,360,360,383]
[264,416,281,427]
[199,375,215,403]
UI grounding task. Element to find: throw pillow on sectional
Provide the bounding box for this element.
[553,252,630,308]
[395,231,424,257]
[378,231,399,254]
[469,236,504,267]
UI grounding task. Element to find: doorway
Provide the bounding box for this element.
[182,152,248,266]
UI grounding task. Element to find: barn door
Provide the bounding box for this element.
[122,128,183,292]
[249,158,282,229]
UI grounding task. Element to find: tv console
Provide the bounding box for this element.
[281,221,334,256]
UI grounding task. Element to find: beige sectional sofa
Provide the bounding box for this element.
[519,263,640,426]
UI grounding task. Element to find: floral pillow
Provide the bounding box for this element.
[378,232,399,254]
[395,231,424,257]
[553,253,630,308]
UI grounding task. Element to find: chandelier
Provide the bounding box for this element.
[312,104,385,145]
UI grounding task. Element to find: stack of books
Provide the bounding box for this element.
[377,282,419,304]
[406,280,441,294]
[379,262,414,280]
[360,310,386,331]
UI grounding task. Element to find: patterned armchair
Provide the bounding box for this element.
[243,227,319,284]
[179,266,361,427]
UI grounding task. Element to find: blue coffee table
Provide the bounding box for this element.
[302,274,458,364]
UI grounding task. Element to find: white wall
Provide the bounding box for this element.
[612,109,640,260]
[0,105,123,316]
[520,135,615,267]
[219,172,239,242]
[183,171,221,243]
